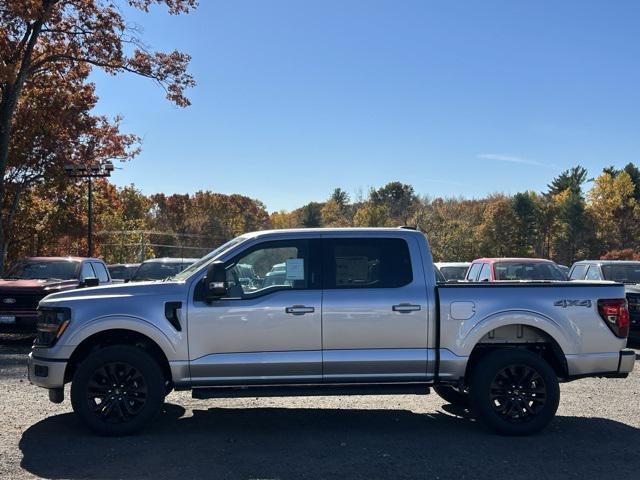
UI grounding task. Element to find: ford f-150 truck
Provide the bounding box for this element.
[28,228,635,436]
[0,257,111,333]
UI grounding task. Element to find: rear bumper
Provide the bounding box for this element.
[618,348,636,374]
[27,352,67,389]
[566,349,635,379]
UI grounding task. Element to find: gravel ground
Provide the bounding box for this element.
[1,334,639,480]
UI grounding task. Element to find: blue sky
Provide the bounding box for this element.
[93,0,640,211]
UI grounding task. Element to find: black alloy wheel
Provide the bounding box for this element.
[71,345,164,436]
[488,364,546,423]
[87,362,148,423]
[469,349,560,435]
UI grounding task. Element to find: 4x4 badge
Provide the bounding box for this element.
[554,299,592,308]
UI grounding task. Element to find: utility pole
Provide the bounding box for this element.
[64,162,114,257]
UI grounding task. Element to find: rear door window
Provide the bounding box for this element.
[323,238,412,289]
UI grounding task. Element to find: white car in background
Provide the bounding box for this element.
[435,262,471,281]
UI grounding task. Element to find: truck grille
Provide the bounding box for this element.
[626,293,640,326]
[0,292,44,312]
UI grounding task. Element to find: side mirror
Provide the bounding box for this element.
[204,261,228,301]
[82,277,100,288]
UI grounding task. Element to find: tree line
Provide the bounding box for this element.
[4,163,640,268]
[2,3,639,271]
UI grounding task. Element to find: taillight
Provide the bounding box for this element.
[597,299,630,338]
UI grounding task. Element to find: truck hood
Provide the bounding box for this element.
[0,278,79,293]
[40,279,187,306]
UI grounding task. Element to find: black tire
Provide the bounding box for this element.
[468,349,559,436]
[433,385,469,406]
[71,345,165,436]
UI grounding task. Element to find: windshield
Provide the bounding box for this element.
[169,236,248,281]
[601,264,640,283]
[440,266,469,280]
[5,260,79,280]
[131,262,194,281]
[494,262,566,281]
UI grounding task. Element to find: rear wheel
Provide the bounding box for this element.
[469,349,559,436]
[433,385,469,406]
[70,345,165,436]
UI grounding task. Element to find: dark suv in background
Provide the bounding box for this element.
[569,260,640,338]
[0,257,111,333]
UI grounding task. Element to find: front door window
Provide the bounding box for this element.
[226,241,311,298]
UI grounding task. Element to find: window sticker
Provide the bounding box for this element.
[285,258,305,280]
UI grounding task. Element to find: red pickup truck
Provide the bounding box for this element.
[0,257,111,333]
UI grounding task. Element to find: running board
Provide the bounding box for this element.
[192,383,431,399]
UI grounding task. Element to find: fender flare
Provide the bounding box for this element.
[65,315,179,360]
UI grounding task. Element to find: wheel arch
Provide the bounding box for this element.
[460,312,573,380]
[64,328,173,386]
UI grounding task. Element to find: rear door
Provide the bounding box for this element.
[321,234,429,382]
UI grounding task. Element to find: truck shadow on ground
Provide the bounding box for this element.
[19,403,640,480]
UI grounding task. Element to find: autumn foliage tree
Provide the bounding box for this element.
[0,0,197,270]
[1,62,139,267]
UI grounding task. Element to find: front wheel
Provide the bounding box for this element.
[468,349,560,436]
[70,345,165,436]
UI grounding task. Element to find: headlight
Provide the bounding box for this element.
[35,307,71,347]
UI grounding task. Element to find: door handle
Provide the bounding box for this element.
[285,305,315,315]
[392,303,421,313]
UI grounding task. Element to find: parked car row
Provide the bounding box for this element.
[107,258,199,283]
[0,256,198,333]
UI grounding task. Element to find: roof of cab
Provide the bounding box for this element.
[473,257,556,264]
[140,257,199,264]
[435,262,471,267]
[242,227,424,238]
[27,256,98,262]
[573,259,640,265]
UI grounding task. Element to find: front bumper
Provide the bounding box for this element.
[27,352,67,389]
[0,312,38,333]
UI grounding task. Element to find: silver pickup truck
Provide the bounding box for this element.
[28,228,635,436]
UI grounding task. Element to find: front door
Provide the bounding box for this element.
[188,239,322,385]
[321,235,429,382]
